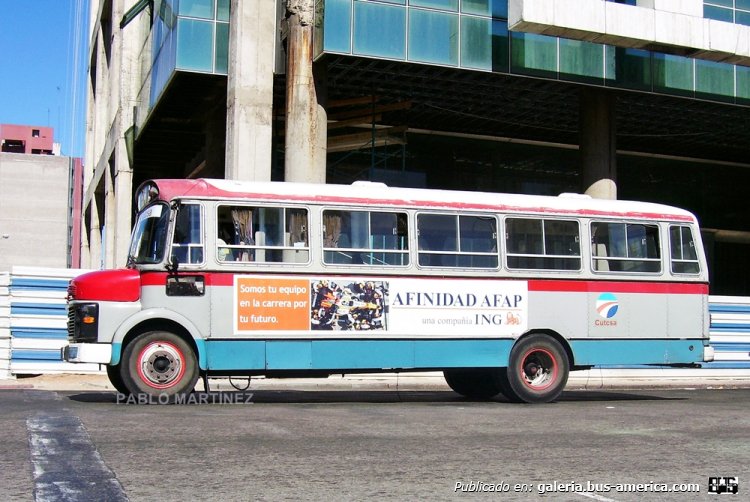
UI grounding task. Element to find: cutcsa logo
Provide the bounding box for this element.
[596,293,619,319]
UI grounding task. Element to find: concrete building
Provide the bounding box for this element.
[84,0,750,294]
[0,139,84,271]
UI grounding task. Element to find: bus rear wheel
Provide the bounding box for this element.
[443,369,502,400]
[120,331,199,400]
[502,334,569,403]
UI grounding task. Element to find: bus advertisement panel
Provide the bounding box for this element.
[234,276,527,336]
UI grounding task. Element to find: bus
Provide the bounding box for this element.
[63,178,714,403]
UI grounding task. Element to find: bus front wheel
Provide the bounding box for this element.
[106,364,130,395]
[443,369,502,400]
[120,331,199,400]
[501,334,569,403]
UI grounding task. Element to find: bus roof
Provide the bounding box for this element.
[143,178,697,223]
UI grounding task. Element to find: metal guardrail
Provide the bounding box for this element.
[706,296,750,368]
[6,267,99,375]
[0,272,10,378]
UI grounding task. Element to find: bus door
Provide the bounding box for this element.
[163,202,212,338]
[589,221,667,339]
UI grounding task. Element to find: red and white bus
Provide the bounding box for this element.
[63,178,713,403]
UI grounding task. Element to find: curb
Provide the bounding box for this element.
[3,372,750,393]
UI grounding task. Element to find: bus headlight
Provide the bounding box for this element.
[68,303,99,342]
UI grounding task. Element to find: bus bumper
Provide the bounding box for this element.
[703,345,715,363]
[62,343,112,364]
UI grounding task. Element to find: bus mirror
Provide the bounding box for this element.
[167,254,181,274]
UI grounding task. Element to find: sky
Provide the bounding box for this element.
[0,0,89,158]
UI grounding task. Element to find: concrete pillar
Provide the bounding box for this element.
[203,106,227,178]
[104,158,117,269]
[112,140,133,268]
[87,188,104,270]
[284,0,327,183]
[580,88,617,200]
[225,0,276,181]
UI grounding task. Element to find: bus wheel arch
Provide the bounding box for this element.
[500,330,572,403]
[518,329,575,369]
[443,369,502,400]
[117,320,202,399]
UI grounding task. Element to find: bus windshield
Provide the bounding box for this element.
[128,203,170,264]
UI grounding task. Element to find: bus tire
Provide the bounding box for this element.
[504,334,569,403]
[443,369,501,400]
[120,331,199,401]
[106,364,130,395]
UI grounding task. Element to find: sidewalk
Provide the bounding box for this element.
[2,370,750,392]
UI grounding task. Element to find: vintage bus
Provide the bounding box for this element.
[63,178,713,403]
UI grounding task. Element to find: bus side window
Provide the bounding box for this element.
[217,205,310,264]
[284,208,309,263]
[591,221,661,273]
[323,211,353,264]
[171,203,204,265]
[459,215,498,268]
[506,218,579,270]
[670,225,700,274]
[323,210,409,266]
[418,214,457,267]
[418,213,498,268]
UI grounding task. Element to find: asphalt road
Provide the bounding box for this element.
[1,387,748,501]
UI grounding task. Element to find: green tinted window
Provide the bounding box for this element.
[706,0,733,8]
[653,53,693,96]
[461,16,491,70]
[737,65,750,101]
[511,32,557,76]
[696,59,734,100]
[461,0,507,17]
[560,38,604,81]
[180,0,214,18]
[176,18,213,72]
[491,20,509,72]
[353,2,406,59]
[704,5,733,22]
[323,0,352,53]
[737,10,750,25]
[215,22,229,74]
[409,9,458,65]
[607,47,652,90]
[217,0,229,21]
[410,0,458,10]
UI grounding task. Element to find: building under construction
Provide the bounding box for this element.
[83,0,750,294]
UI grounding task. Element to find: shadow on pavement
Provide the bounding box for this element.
[63,388,685,405]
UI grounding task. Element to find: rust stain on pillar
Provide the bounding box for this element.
[284,0,327,183]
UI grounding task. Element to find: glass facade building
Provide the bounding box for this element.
[704,0,750,25]
[113,0,750,294]
[314,0,750,103]
[151,0,230,106]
